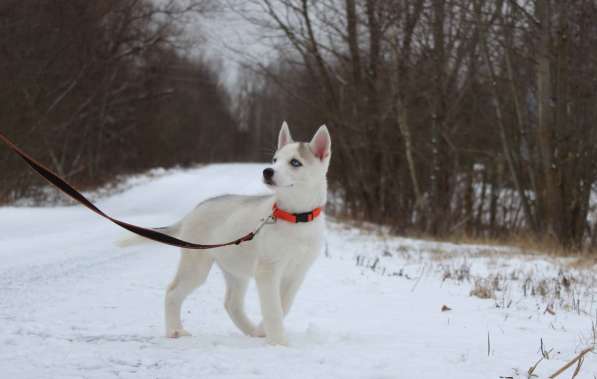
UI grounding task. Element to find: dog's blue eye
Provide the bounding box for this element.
[290,159,302,167]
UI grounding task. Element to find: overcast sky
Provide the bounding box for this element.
[183,2,275,89]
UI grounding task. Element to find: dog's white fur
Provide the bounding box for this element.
[119,122,331,346]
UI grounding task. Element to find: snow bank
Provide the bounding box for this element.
[1,164,595,378]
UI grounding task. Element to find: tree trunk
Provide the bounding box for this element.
[535,0,562,240]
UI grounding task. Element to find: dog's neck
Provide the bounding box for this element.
[274,180,327,214]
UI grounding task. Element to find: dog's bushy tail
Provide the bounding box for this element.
[116,223,181,248]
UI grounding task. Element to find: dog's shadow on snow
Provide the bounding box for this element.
[158,333,275,351]
[157,324,363,350]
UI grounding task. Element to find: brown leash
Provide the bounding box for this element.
[0,131,262,249]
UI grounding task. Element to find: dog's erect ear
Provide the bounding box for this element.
[278,121,293,149]
[309,125,331,160]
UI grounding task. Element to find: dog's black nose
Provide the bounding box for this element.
[263,168,274,180]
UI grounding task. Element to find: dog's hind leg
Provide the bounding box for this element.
[165,251,214,338]
[223,272,258,336]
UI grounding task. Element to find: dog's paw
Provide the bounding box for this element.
[266,335,289,346]
[166,328,192,338]
[250,323,266,338]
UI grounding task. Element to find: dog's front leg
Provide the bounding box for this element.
[255,261,287,346]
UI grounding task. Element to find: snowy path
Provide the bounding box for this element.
[1,164,596,378]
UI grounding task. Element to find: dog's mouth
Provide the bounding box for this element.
[263,178,294,188]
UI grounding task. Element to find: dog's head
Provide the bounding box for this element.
[263,122,331,193]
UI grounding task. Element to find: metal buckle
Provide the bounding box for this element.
[294,212,310,223]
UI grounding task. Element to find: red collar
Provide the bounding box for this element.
[272,203,323,223]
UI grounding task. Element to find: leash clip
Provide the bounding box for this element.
[253,214,276,237]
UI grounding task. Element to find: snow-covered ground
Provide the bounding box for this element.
[1,164,596,378]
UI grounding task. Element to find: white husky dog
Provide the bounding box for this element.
[119,122,331,346]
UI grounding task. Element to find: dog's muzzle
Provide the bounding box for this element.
[263,168,275,185]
